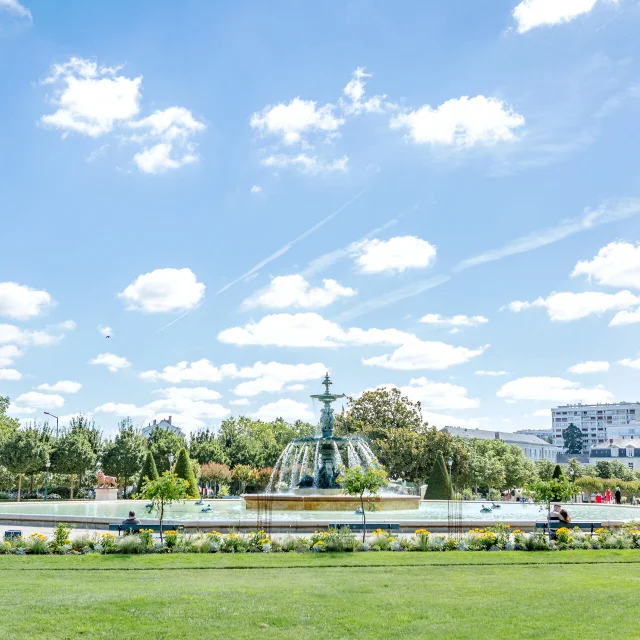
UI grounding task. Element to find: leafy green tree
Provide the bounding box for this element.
[0,429,48,501]
[566,458,584,481]
[339,464,388,542]
[424,451,451,499]
[231,464,257,495]
[503,447,537,489]
[200,462,232,496]
[594,460,612,479]
[147,428,186,473]
[50,431,97,499]
[136,451,159,494]
[101,419,146,497]
[535,459,555,481]
[173,448,199,498]
[526,478,574,523]
[608,460,635,482]
[141,471,190,542]
[552,464,563,480]
[575,476,603,501]
[217,417,281,469]
[69,415,103,457]
[0,397,19,443]
[562,423,583,455]
[189,429,229,466]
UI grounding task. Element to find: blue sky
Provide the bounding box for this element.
[2,0,640,435]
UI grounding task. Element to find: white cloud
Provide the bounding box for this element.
[350,236,436,274]
[141,359,233,383]
[229,398,250,406]
[57,320,76,330]
[251,97,343,146]
[250,185,262,193]
[362,339,488,371]
[475,370,510,376]
[133,142,197,174]
[118,268,205,313]
[390,95,524,147]
[341,67,387,115]
[533,408,550,417]
[0,0,31,19]
[568,361,610,374]
[287,384,305,391]
[37,380,82,393]
[610,309,640,326]
[15,391,65,409]
[129,106,204,141]
[252,398,314,422]
[0,282,52,319]
[97,325,112,337]
[497,376,613,403]
[619,358,640,370]
[40,58,142,137]
[423,411,488,429]
[93,402,151,418]
[152,387,222,402]
[506,291,640,322]
[0,345,23,367]
[89,352,131,373]
[8,405,36,415]
[0,368,21,381]
[513,0,609,33]
[0,324,62,347]
[395,378,480,410]
[420,313,488,328]
[243,275,356,310]
[261,154,348,174]
[572,241,640,290]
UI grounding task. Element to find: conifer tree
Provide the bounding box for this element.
[424,451,451,500]
[552,464,563,480]
[136,451,159,494]
[174,448,199,498]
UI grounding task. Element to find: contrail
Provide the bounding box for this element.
[152,302,203,335]
[215,186,369,295]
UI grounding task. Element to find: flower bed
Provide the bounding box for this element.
[2,522,640,555]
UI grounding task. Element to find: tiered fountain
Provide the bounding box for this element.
[243,374,420,511]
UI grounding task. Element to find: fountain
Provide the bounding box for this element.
[242,374,421,511]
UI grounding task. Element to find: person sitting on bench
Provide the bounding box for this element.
[121,511,140,525]
[549,504,571,524]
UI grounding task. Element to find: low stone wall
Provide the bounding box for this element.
[242,494,421,511]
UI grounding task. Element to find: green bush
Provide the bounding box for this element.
[136,452,159,495]
[174,449,200,499]
[424,452,451,500]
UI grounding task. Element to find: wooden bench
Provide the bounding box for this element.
[108,524,184,536]
[535,521,601,535]
[328,523,400,532]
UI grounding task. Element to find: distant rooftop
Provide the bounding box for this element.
[442,427,553,446]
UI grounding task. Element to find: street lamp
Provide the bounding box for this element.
[45,461,51,501]
[168,453,175,471]
[447,457,453,499]
[44,412,59,438]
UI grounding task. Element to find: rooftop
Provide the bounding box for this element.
[442,427,553,446]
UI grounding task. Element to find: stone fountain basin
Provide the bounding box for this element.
[242,493,420,511]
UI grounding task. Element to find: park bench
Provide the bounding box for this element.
[328,523,400,532]
[535,521,601,535]
[3,530,22,539]
[108,524,184,536]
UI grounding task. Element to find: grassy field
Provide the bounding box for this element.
[1,551,639,639]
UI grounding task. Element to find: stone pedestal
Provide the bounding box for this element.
[95,487,118,501]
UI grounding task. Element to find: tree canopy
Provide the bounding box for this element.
[562,423,583,455]
[0,429,48,500]
[101,419,146,497]
[147,428,186,473]
[50,430,97,499]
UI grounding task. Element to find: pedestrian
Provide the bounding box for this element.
[615,486,622,505]
[605,487,612,503]
[595,493,603,504]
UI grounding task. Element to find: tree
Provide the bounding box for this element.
[50,431,97,499]
[174,448,199,498]
[147,428,186,473]
[217,417,282,469]
[526,478,574,524]
[200,462,232,497]
[0,429,47,501]
[552,464,564,480]
[339,464,388,542]
[566,458,583,481]
[136,451,159,494]
[189,429,229,466]
[0,397,19,443]
[562,423,583,455]
[231,464,257,495]
[594,460,613,479]
[69,415,103,456]
[535,459,555,481]
[101,419,146,497]
[424,451,451,499]
[141,472,190,542]
[575,476,603,501]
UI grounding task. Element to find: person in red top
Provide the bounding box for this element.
[595,493,603,503]
[605,488,612,503]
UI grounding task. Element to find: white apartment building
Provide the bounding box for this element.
[551,402,640,449]
[590,439,640,471]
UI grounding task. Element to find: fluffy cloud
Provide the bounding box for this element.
[572,242,640,290]
[475,370,509,376]
[89,352,131,372]
[619,358,640,370]
[40,58,142,137]
[152,387,222,402]
[497,376,613,403]
[251,98,343,146]
[97,325,112,337]
[513,0,605,33]
[0,282,52,319]
[390,95,524,147]
[420,314,488,328]
[340,67,387,115]
[0,324,63,347]
[37,380,82,393]
[350,236,436,274]
[118,268,205,313]
[533,408,550,417]
[229,398,250,406]
[0,368,21,381]
[0,345,23,367]
[567,361,610,374]
[15,391,65,409]
[133,142,197,174]
[261,154,348,174]
[57,320,76,330]
[141,359,325,398]
[422,411,488,429]
[506,291,640,322]
[394,378,480,410]
[609,309,640,326]
[243,275,355,310]
[250,185,262,194]
[252,398,314,422]
[0,0,31,19]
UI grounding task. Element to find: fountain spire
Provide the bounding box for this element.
[310,372,345,438]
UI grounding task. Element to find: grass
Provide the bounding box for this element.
[1,551,640,639]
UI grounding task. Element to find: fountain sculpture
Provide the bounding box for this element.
[243,374,420,511]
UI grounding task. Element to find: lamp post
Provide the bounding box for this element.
[569,468,575,502]
[168,453,175,472]
[44,412,59,438]
[447,457,453,499]
[45,461,51,501]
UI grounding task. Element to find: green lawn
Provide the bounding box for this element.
[1,552,639,639]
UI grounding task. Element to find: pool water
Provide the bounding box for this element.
[1,499,638,524]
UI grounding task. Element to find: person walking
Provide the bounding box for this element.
[605,487,612,504]
[615,486,622,505]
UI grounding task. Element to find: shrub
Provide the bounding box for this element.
[26,533,50,555]
[136,452,159,495]
[174,449,200,499]
[112,535,147,555]
[414,529,431,552]
[424,452,451,500]
[51,523,72,553]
